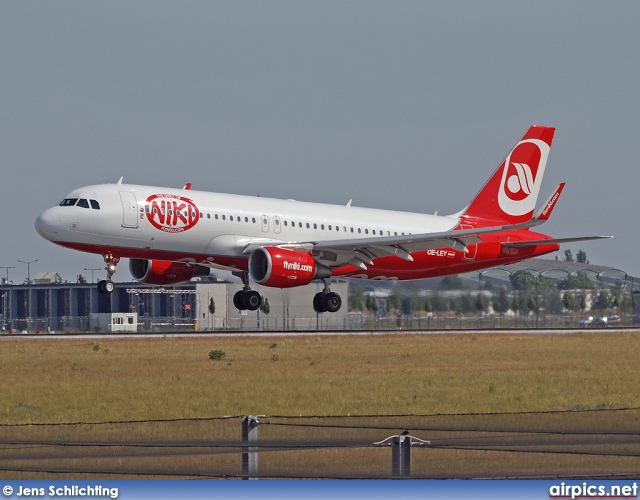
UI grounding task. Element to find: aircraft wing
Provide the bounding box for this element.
[293,220,545,270]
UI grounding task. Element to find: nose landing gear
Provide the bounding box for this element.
[97,254,119,294]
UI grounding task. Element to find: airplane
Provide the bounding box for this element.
[35,125,609,313]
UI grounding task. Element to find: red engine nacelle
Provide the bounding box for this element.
[249,247,331,288]
[129,259,210,285]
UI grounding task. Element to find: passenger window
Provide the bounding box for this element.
[252,217,256,223]
[59,198,78,206]
[222,215,226,220]
[90,200,100,210]
[207,214,211,219]
[336,226,339,231]
[215,214,218,219]
[358,228,361,234]
[245,217,249,222]
[350,227,354,233]
[365,229,368,234]
[284,221,288,226]
[299,222,302,228]
[306,223,310,228]
[321,224,324,230]
[328,225,332,230]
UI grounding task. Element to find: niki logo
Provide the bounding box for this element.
[145,194,199,233]
[498,139,550,216]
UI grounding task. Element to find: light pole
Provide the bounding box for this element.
[18,260,37,329]
[84,268,101,283]
[0,266,15,285]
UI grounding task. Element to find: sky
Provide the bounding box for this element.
[1,1,638,284]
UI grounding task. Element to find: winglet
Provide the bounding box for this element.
[183,182,192,190]
[117,176,123,185]
[534,182,565,221]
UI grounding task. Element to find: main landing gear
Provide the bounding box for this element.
[233,272,262,311]
[97,254,119,294]
[313,281,342,314]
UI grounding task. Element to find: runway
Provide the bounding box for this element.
[2,327,639,340]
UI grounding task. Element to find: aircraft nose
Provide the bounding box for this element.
[35,208,61,241]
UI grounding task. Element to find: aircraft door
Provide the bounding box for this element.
[459,224,478,260]
[261,214,269,233]
[273,215,281,234]
[119,191,139,228]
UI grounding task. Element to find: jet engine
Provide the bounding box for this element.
[129,259,210,285]
[248,247,331,288]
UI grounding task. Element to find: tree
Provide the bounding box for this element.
[612,293,620,310]
[527,294,538,315]
[563,292,576,311]
[475,293,486,315]
[386,290,402,311]
[511,294,520,315]
[260,296,270,315]
[457,294,473,313]
[365,295,378,315]
[493,287,509,315]
[509,271,553,291]
[564,249,574,262]
[576,250,588,264]
[594,290,611,312]
[348,285,366,311]
[510,270,537,291]
[438,275,465,290]
[208,298,216,330]
[557,272,595,290]
[580,294,587,314]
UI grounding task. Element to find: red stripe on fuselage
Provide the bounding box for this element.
[54,229,559,281]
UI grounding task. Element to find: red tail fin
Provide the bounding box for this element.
[460,125,555,227]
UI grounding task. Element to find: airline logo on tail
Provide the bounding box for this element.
[498,138,550,217]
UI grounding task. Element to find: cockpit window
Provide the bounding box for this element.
[59,198,78,206]
[90,199,100,210]
[77,199,90,209]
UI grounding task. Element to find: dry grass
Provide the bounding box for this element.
[1,332,639,424]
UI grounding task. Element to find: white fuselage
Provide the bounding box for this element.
[36,183,458,269]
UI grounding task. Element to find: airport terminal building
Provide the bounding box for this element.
[1,258,637,333]
[0,277,350,333]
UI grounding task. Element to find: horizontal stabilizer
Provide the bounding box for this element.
[501,235,612,248]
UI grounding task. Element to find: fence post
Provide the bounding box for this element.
[241,415,259,479]
[391,435,412,477]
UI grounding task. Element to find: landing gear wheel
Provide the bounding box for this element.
[323,292,342,313]
[98,280,115,294]
[233,291,247,310]
[244,291,262,311]
[313,292,327,313]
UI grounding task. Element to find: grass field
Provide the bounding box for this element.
[1,331,639,424]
